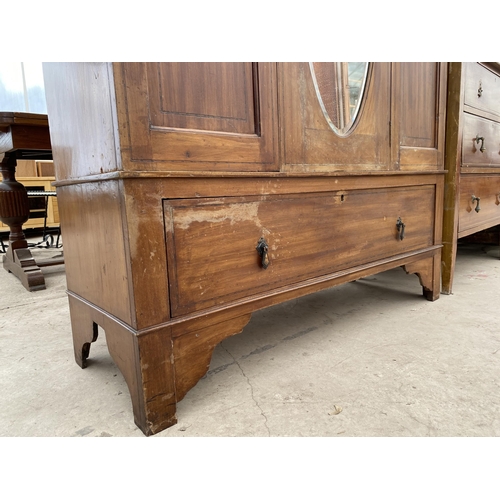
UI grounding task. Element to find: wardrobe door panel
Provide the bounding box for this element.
[119,62,278,171]
[280,62,391,172]
[394,62,448,169]
[149,62,256,134]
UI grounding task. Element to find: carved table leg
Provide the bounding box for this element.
[0,153,45,291]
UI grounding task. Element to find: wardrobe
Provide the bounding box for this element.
[42,62,448,435]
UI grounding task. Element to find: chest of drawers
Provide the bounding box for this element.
[442,62,500,294]
[43,62,447,435]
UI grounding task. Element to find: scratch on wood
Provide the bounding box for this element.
[146,392,175,404]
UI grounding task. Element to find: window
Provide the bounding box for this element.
[0,62,47,114]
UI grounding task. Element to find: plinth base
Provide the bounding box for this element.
[3,246,46,291]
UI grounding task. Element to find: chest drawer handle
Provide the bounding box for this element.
[471,195,481,213]
[256,237,270,269]
[475,135,486,153]
[478,82,483,97]
[396,217,405,241]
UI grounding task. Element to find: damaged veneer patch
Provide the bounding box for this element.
[170,201,265,231]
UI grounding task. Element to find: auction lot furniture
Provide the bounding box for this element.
[43,63,447,435]
[0,112,63,291]
[442,62,500,294]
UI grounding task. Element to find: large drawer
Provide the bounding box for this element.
[462,113,500,168]
[463,63,500,119]
[164,185,436,316]
[458,175,500,236]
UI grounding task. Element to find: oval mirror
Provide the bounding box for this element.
[309,62,370,137]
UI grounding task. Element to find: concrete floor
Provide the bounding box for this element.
[1,241,500,438]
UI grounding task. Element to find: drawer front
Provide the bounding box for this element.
[459,175,500,235]
[464,63,500,118]
[462,113,500,167]
[164,186,436,316]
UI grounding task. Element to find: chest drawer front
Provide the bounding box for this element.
[458,175,500,235]
[464,63,500,118]
[164,185,436,316]
[462,113,500,167]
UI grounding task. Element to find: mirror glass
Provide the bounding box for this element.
[310,62,369,136]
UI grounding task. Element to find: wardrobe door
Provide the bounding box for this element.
[280,62,391,172]
[118,62,278,171]
[392,62,448,170]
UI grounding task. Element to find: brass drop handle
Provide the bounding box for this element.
[478,82,483,97]
[475,135,486,153]
[396,217,405,241]
[256,237,270,269]
[471,195,481,213]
